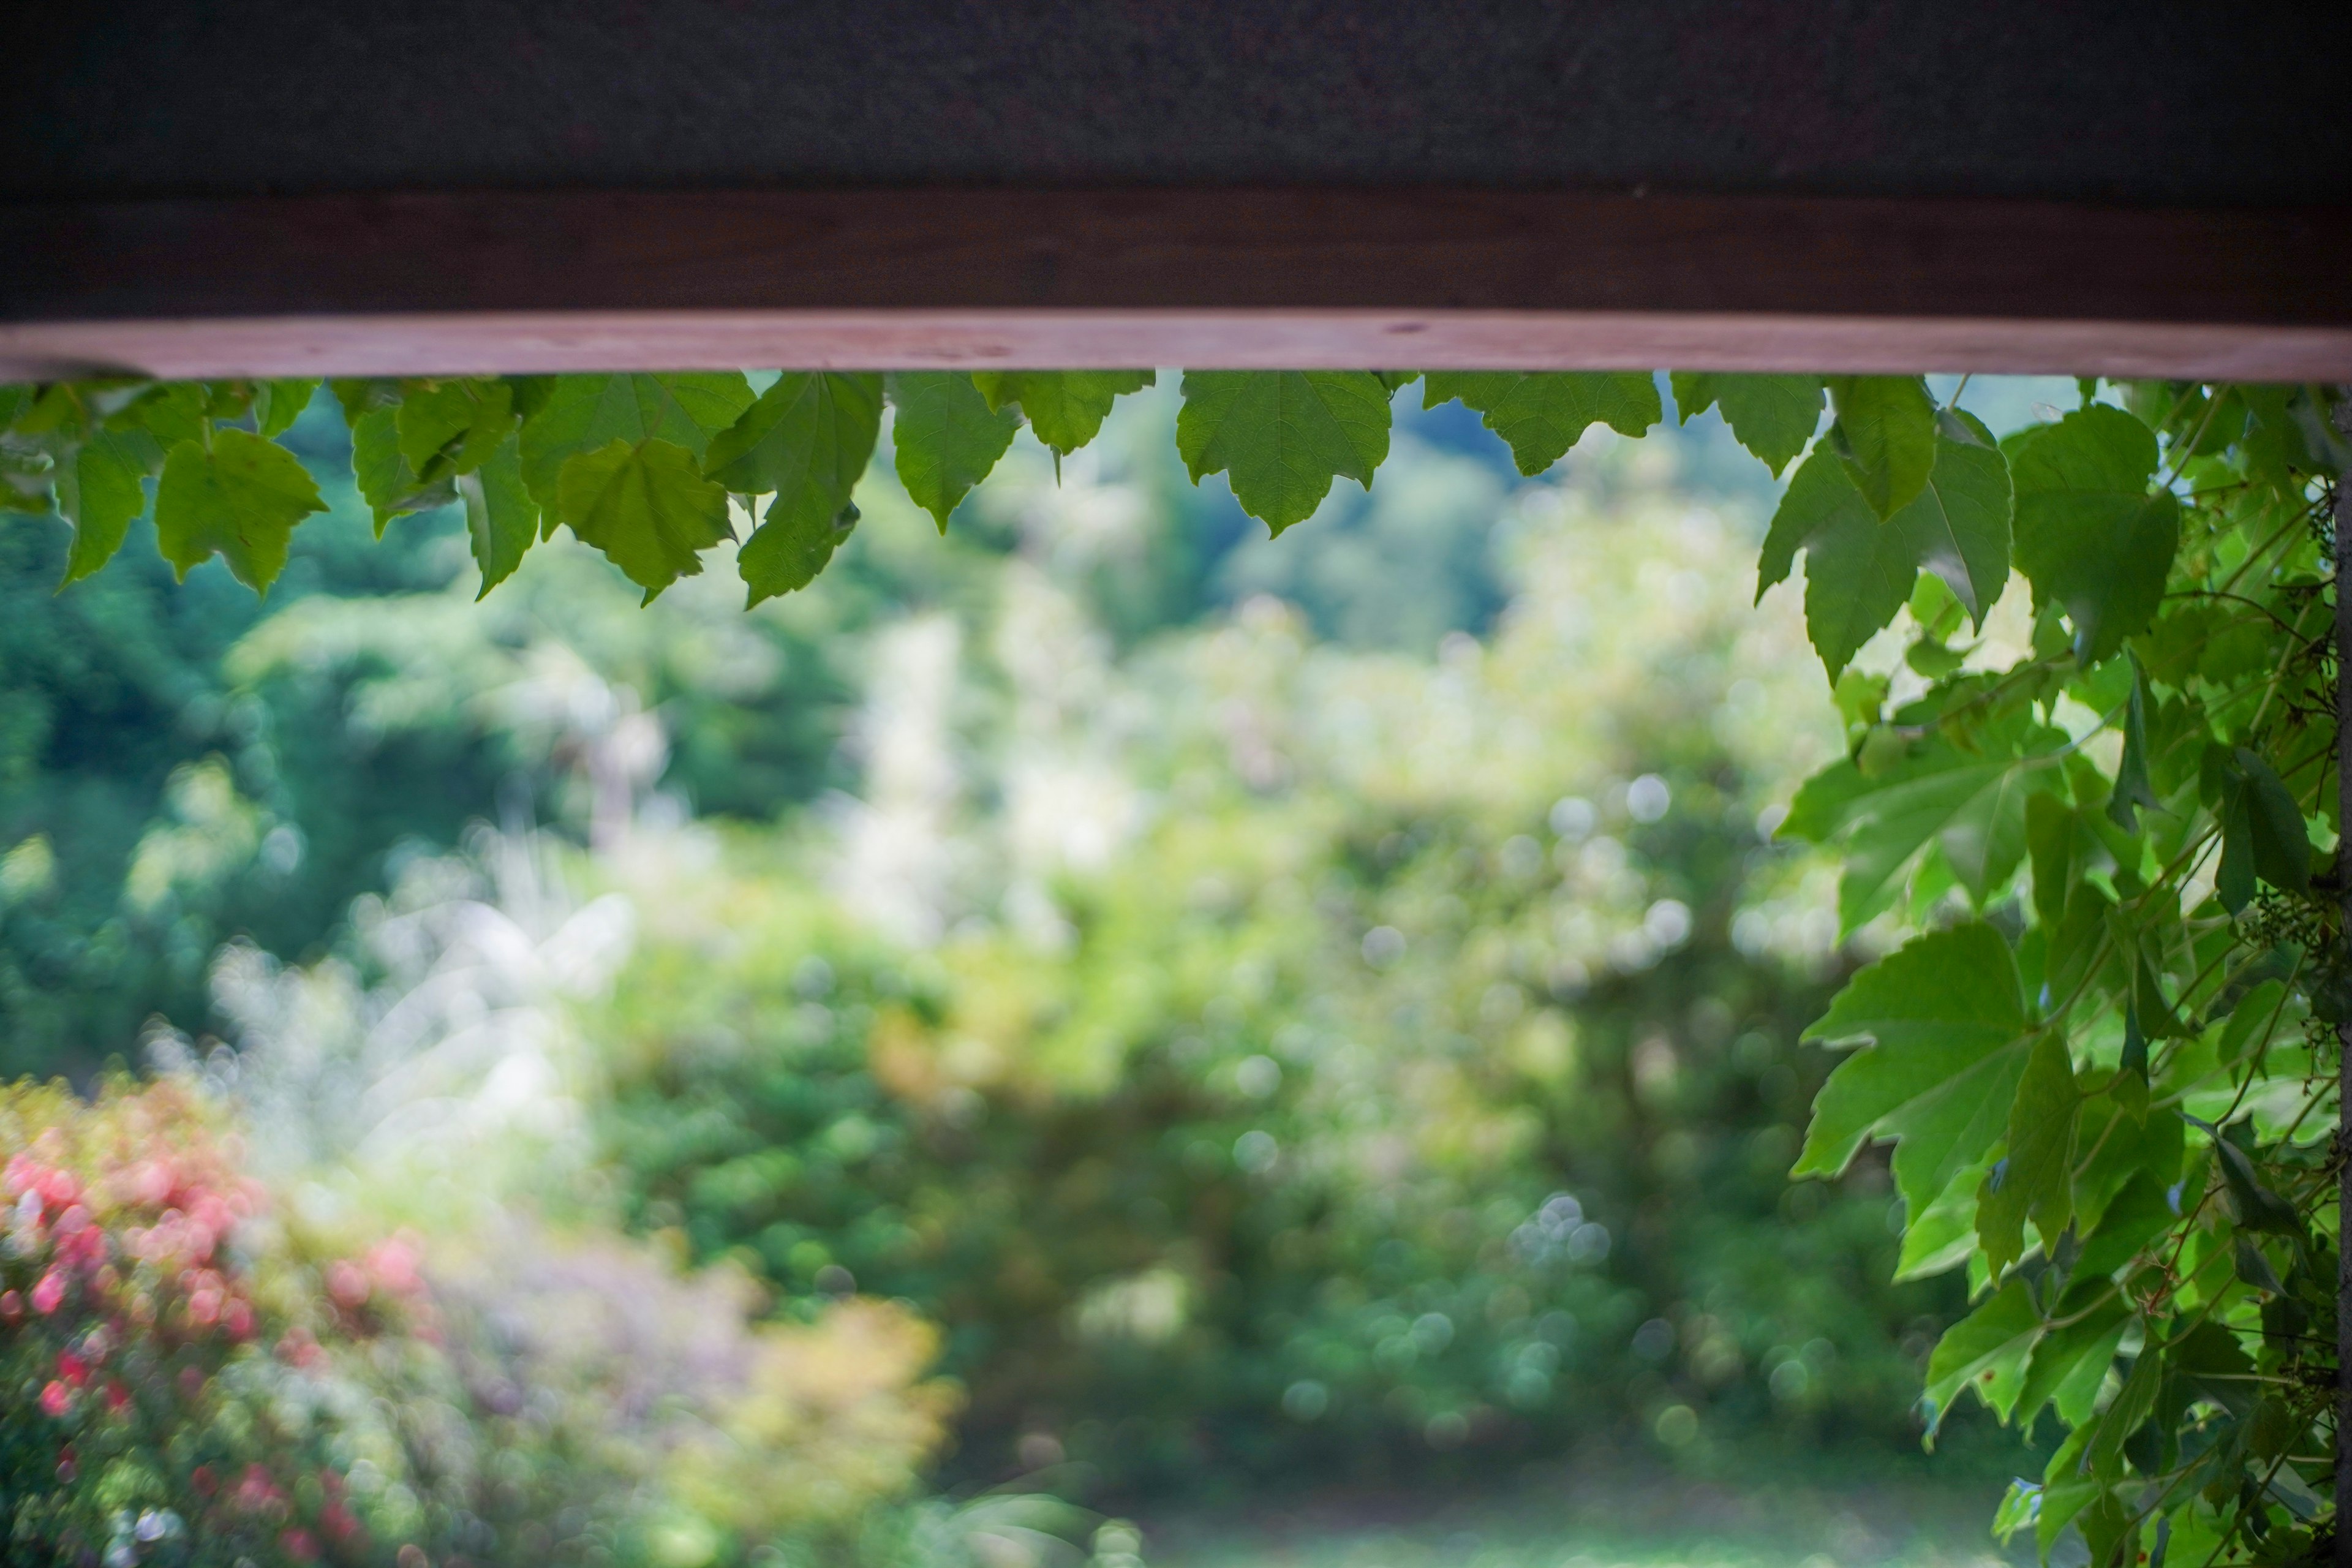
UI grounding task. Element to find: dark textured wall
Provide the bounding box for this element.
[13,2,2348,205]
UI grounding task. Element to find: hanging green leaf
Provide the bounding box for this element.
[153,429,327,593]
[970,370,1153,456]
[396,378,516,477]
[1826,375,1938,519]
[741,496,860,608]
[1921,1276,2038,1433]
[1424,371,1660,477]
[1793,922,2038,1222]
[2025,796,2116,1007]
[1669,372,1822,475]
[254,379,320,439]
[703,366,883,606]
[2010,406,2180,665]
[2014,1281,2130,1430]
[1178,371,1392,534]
[2201,744,2312,912]
[2106,658,2158,831]
[1902,411,2011,624]
[352,407,458,534]
[456,431,538,598]
[56,426,164,587]
[887,371,1021,531]
[519,372,755,517]
[1781,731,2060,932]
[554,436,733,602]
[1973,1029,2079,1276]
[705,371,883,597]
[1756,413,2011,676]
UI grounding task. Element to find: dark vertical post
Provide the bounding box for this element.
[2337,390,2351,1568]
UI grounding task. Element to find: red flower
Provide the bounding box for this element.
[39,1381,71,1418]
[320,1499,360,1542]
[0,1289,21,1322]
[30,1268,66,1314]
[190,1464,218,1497]
[279,1526,319,1561]
[103,1382,129,1415]
[55,1350,87,1387]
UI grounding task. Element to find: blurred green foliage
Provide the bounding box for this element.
[2,380,2017,1553]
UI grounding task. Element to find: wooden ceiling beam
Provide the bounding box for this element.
[6,187,2348,380]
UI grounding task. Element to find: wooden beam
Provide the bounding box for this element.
[5,189,2349,379]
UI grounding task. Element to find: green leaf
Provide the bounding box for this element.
[113,383,210,451]
[1790,460,1928,680]
[887,372,1021,532]
[519,372,754,516]
[456,431,538,598]
[2107,659,2158,831]
[1975,1030,2080,1276]
[711,366,881,605]
[1669,372,1822,475]
[2192,1118,2301,1236]
[554,437,733,601]
[1783,733,2059,932]
[1371,371,1419,393]
[2010,406,2180,665]
[1795,922,2038,1222]
[2081,1345,2163,1480]
[1180,371,1393,533]
[1894,1163,1986,1281]
[741,497,860,608]
[2016,1281,2130,1430]
[2203,745,2310,913]
[1902,411,2011,625]
[1922,1277,2038,1434]
[970,371,1153,456]
[2026,796,2117,1007]
[153,429,326,593]
[1756,443,1868,605]
[706,370,881,510]
[1757,415,2011,676]
[2070,1171,2176,1286]
[396,378,516,477]
[1826,375,1938,519]
[1425,372,1659,477]
[352,407,457,534]
[56,426,162,586]
[255,379,320,439]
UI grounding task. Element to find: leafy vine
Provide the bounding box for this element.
[2,366,2344,1564]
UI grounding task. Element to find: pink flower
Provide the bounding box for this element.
[326,1261,370,1309]
[279,1526,318,1561]
[55,1351,87,1387]
[30,1268,66,1314]
[39,1381,70,1418]
[367,1234,424,1295]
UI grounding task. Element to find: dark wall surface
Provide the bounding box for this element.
[14,2,2349,206]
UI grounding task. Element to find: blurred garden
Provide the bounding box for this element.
[0,379,2056,1566]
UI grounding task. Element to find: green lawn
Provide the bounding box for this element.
[1143,1468,2025,1568]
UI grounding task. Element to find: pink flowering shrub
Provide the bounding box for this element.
[2,1079,971,1568]
[0,1077,409,1566]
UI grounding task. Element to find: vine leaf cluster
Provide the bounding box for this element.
[2,366,2348,1565]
